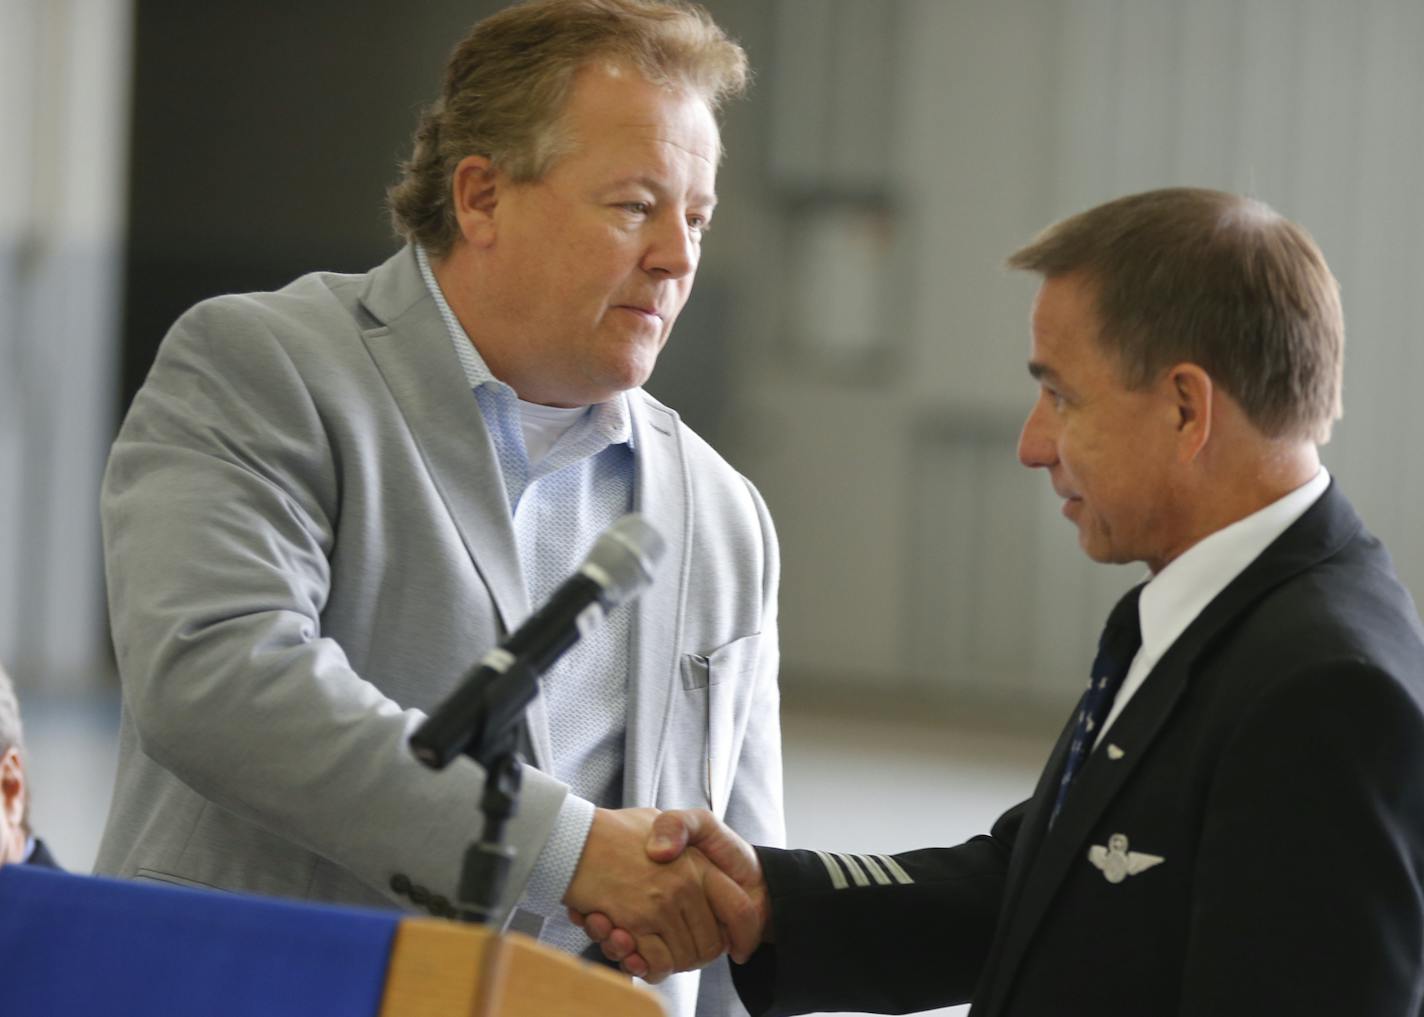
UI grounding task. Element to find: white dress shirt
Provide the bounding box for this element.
[1098,467,1332,744]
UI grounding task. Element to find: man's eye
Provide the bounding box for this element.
[688,215,711,235]
[620,202,651,215]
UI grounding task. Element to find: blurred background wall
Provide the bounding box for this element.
[3,4,1423,1010]
[1,0,128,697]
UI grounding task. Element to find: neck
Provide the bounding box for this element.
[430,245,589,407]
[1153,438,1320,572]
[1257,438,1322,498]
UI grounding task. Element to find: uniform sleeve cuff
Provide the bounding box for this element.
[521,793,596,916]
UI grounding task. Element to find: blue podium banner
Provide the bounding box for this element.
[0,865,400,1017]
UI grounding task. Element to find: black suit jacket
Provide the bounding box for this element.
[25,838,60,870]
[734,483,1424,1016]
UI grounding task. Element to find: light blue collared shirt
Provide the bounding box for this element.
[415,246,634,943]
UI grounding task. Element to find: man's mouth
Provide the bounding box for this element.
[616,304,663,321]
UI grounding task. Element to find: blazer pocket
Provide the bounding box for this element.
[680,633,763,812]
[134,868,229,894]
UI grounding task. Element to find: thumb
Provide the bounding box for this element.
[646,809,694,862]
[678,809,761,888]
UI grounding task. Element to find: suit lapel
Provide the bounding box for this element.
[984,649,1194,1007]
[355,248,534,728]
[979,482,1361,1013]
[997,712,1076,922]
[623,394,691,807]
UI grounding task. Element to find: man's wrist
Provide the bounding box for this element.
[751,845,775,943]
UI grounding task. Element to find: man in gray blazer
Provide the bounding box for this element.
[95,2,782,1014]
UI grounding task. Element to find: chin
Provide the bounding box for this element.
[1082,541,1139,568]
[1077,530,1117,564]
[604,354,660,395]
[569,371,648,407]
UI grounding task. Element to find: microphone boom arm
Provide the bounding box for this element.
[409,572,608,771]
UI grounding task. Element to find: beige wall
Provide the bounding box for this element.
[717,0,1424,712]
[4,0,1424,715]
[0,0,130,695]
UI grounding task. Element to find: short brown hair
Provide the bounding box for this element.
[388,0,749,257]
[1007,187,1344,444]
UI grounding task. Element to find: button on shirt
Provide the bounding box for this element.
[1098,467,1332,745]
[415,245,634,929]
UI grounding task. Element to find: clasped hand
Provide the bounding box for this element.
[562,808,768,982]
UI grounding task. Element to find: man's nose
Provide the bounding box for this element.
[644,217,699,278]
[1018,396,1055,469]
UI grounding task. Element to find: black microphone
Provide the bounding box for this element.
[410,513,666,770]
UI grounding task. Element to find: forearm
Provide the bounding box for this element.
[735,841,1005,1016]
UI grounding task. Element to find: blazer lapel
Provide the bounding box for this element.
[979,481,1361,1012]
[355,249,534,722]
[623,394,691,807]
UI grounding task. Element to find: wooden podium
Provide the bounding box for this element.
[0,865,664,1017]
[383,916,664,1017]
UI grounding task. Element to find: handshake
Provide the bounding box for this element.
[561,808,770,983]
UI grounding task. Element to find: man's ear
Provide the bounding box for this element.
[450,155,501,248]
[1,747,25,831]
[1167,363,1214,463]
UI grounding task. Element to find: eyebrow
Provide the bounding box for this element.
[612,176,718,210]
[1027,361,1058,383]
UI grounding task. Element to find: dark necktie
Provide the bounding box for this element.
[1050,583,1145,827]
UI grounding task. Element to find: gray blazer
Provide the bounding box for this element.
[96,247,784,1017]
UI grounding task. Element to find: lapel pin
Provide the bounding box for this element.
[1106,743,1125,760]
[1088,833,1164,884]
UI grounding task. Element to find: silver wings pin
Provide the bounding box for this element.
[1087,833,1164,884]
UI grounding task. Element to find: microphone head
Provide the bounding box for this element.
[581,514,666,607]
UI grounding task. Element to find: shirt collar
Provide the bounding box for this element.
[414,244,632,448]
[1137,467,1331,663]
[414,243,496,389]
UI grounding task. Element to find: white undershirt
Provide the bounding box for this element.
[1097,466,1331,744]
[517,399,588,466]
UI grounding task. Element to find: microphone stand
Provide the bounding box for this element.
[403,658,542,926]
[455,729,524,925]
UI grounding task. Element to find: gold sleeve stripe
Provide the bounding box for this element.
[813,850,848,890]
[835,852,871,888]
[875,854,915,885]
[857,853,893,886]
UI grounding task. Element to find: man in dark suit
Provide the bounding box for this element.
[576,188,1424,1014]
[1,663,60,870]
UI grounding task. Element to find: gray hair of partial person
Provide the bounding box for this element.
[1007,187,1344,445]
[388,0,750,258]
[0,662,29,835]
